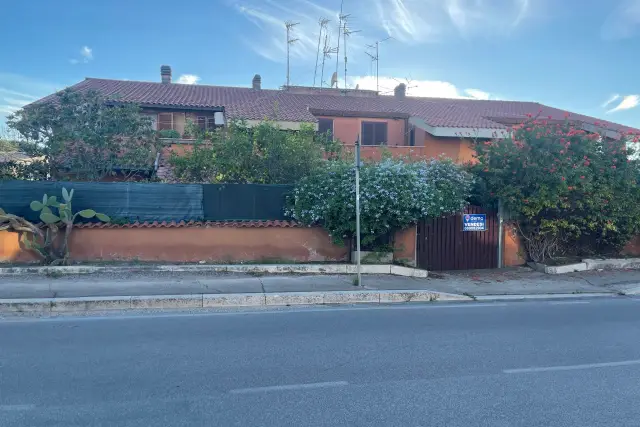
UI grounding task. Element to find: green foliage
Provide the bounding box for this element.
[7,89,160,181]
[158,129,181,139]
[473,117,640,261]
[0,139,18,152]
[24,187,110,265]
[287,158,473,245]
[168,120,342,184]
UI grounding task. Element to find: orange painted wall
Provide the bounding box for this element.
[420,134,477,163]
[394,226,417,267]
[323,116,406,146]
[1,227,418,265]
[502,223,526,267]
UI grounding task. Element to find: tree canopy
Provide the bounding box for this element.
[7,89,159,181]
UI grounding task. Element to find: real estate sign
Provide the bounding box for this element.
[463,214,486,231]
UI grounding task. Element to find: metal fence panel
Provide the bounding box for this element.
[0,181,204,222]
[202,184,293,221]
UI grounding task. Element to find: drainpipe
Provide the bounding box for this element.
[497,199,504,268]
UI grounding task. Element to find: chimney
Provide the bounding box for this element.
[160,65,172,84]
[252,74,261,90]
[394,83,406,99]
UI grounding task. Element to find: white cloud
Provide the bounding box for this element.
[602,93,621,108]
[0,74,61,122]
[370,0,532,43]
[80,46,93,61]
[70,46,93,65]
[607,95,639,113]
[601,0,640,41]
[177,74,201,85]
[464,89,491,100]
[349,75,494,99]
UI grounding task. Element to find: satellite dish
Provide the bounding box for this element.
[330,72,338,88]
[355,84,359,90]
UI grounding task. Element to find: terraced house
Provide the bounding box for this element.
[36,65,638,179]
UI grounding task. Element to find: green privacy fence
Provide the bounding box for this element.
[0,181,293,222]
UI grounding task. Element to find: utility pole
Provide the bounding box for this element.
[285,21,299,87]
[355,134,362,286]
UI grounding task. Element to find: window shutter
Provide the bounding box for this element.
[362,122,374,145]
[374,122,387,145]
[158,113,174,130]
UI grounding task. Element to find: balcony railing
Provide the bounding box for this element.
[341,144,434,161]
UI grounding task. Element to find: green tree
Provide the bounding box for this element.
[168,120,341,184]
[7,89,159,181]
[473,117,640,261]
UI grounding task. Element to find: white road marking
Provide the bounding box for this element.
[504,359,640,374]
[0,404,35,411]
[229,381,349,394]
[549,301,590,305]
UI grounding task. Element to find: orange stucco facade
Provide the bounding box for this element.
[0,227,417,265]
[320,115,477,164]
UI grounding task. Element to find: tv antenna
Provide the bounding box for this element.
[314,18,330,87]
[285,21,300,87]
[321,34,338,88]
[365,37,392,94]
[334,0,345,84]
[342,15,360,90]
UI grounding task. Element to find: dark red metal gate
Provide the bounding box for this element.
[417,206,499,271]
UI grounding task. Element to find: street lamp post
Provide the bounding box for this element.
[355,135,362,286]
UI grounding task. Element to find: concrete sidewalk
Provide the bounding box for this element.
[3,267,636,299]
[1,266,639,313]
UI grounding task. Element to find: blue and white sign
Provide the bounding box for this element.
[463,214,486,231]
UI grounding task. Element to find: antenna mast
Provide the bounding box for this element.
[342,15,360,90]
[335,0,344,83]
[321,33,337,88]
[365,37,391,94]
[285,21,300,87]
[314,18,330,87]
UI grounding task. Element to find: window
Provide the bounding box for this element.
[157,113,174,130]
[197,116,216,132]
[317,118,333,137]
[361,121,388,145]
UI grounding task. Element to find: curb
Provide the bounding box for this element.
[0,289,468,313]
[475,292,618,301]
[0,263,428,278]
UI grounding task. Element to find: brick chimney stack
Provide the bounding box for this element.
[161,65,172,84]
[394,83,406,99]
[252,74,261,90]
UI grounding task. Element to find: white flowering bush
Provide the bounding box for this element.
[286,158,473,245]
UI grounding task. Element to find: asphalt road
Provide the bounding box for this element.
[2,298,640,426]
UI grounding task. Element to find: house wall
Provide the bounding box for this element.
[421,133,477,163]
[322,116,406,146]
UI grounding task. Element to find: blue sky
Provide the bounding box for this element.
[1,0,639,127]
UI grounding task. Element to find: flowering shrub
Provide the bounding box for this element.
[286,158,472,245]
[473,116,640,261]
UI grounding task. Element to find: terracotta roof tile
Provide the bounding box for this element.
[37,78,639,134]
